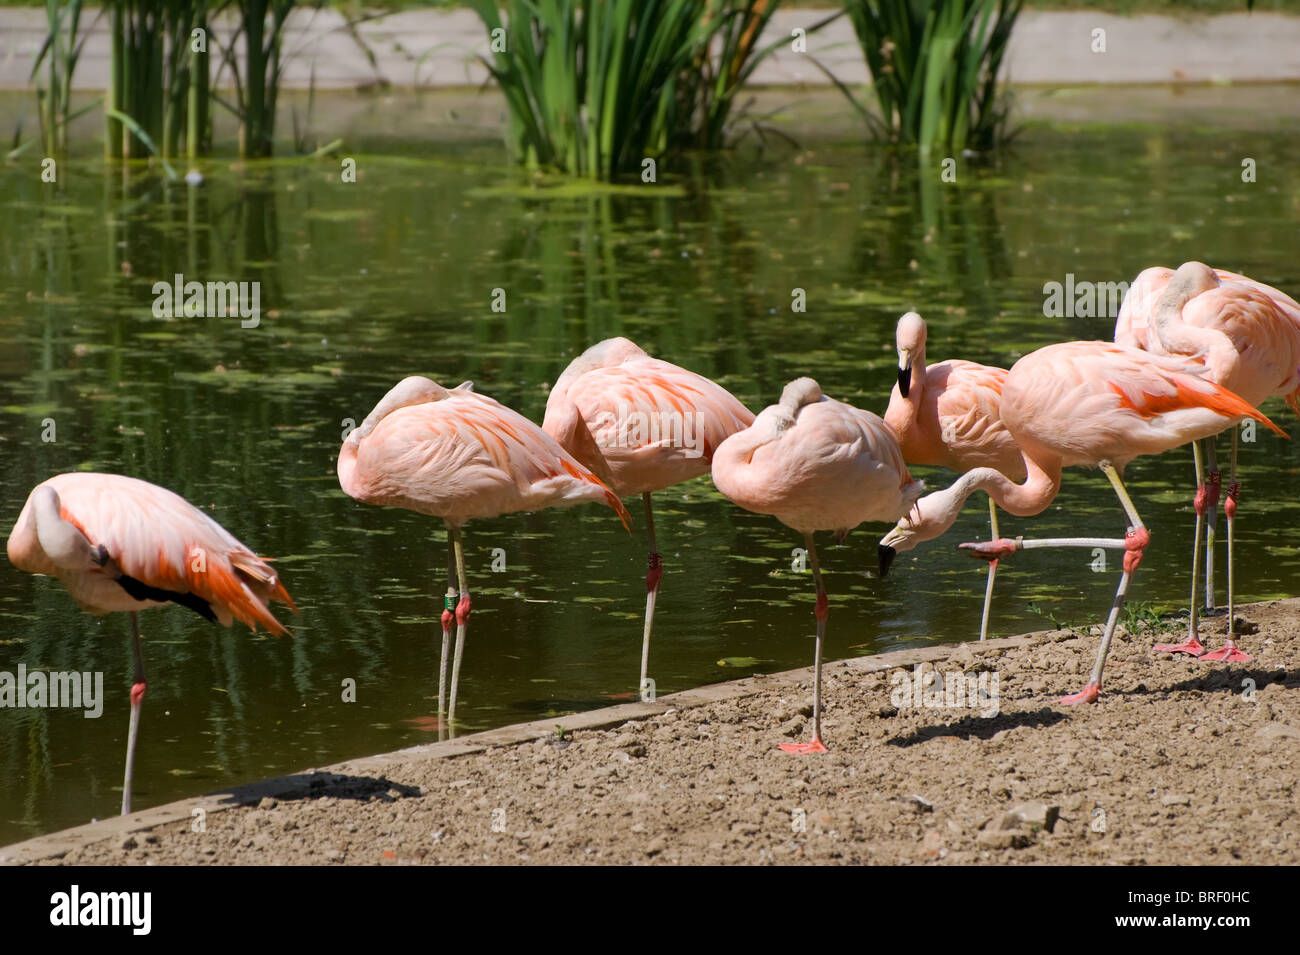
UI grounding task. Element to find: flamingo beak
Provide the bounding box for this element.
[897,352,912,399]
[878,544,897,578]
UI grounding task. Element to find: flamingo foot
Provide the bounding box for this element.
[779,736,829,754]
[1199,640,1252,663]
[960,538,1020,563]
[1059,682,1099,705]
[1152,636,1205,657]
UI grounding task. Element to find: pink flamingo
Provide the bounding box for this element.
[338,377,631,726]
[879,341,1284,704]
[711,377,923,753]
[1115,261,1300,660]
[543,338,754,695]
[6,472,296,815]
[883,312,1026,640]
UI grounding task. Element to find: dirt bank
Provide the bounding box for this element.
[11,599,1299,865]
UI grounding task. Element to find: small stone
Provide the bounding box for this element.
[259,797,278,810]
[1008,802,1060,832]
[978,829,1032,849]
[1160,793,1192,807]
[645,837,666,857]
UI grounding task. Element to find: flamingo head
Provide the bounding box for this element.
[895,311,926,399]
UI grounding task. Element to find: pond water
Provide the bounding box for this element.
[2,87,1299,844]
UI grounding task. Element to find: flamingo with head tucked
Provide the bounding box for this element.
[1115,261,1300,660]
[712,377,923,753]
[6,472,296,815]
[338,377,631,728]
[883,311,1026,640]
[543,338,754,696]
[880,340,1285,704]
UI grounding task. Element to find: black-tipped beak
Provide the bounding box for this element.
[878,544,898,578]
[897,365,911,399]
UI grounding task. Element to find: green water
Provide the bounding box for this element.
[2,90,1300,845]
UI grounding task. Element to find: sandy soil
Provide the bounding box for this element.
[32,600,1300,866]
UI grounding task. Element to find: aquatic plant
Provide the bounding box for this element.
[471,0,812,179]
[31,0,91,157]
[833,0,1023,153]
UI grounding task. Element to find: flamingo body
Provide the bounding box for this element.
[542,337,754,495]
[713,378,921,535]
[1115,263,1300,410]
[339,377,629,526]
[7,472,294,633]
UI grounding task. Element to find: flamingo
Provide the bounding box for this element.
[879,341,1284,704]
[711,377,923,753]
[1115,261,1300,660]
[542,338,754,696]
[883,311,1026,640]
[338,376,631,727]
[5,472,296,815]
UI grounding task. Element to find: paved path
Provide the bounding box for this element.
[1,8,1298,91]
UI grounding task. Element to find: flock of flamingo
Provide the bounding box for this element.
[8,260,1300,812]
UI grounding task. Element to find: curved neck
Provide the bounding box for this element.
[908,451,1062,547]
[1152,301,1233,369]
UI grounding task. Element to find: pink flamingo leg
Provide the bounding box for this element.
[437,534,455,739]
[1063,468,1149,705]
[1155,441,1208,657]
[121,612,147,815]
[446,526,472,730]
[781,534,830,754]
[640,492,663,698]
[1202,433,1251,662]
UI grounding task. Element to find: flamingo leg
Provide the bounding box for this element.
[1154,440,1206,657]
[780,532,829,754]
[1061,463,1148,705]
[121,611,146,815]
[1202,429,1252,663]
[978,498,1000,642]
[446,524,471,730]
[640,491,663,699]
[1203,440,1220,613]
[438,529,456,739]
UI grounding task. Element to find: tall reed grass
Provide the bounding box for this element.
[836,0,1023,153]
[472,0,805,179]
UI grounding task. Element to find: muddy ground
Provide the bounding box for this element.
[28,600,1300,865]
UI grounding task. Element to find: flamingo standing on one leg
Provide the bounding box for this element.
[883,312,1026,640]
[1115,261,1300,660]
[6,473,296,815]
[338,377,631,728]
[542,338,753,696]
[879,341,1285,704]
[711,377,923,752]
